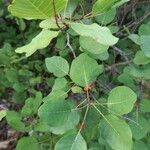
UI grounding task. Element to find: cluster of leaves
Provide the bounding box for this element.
[0,0,150,150]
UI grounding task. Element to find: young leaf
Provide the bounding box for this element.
[15,29,59,57]
[71,23,118,46]
[70,53,103,87]
[100,115,133,150]
[6,111,30,131]
[16,137,39,150]
[55,132,87,150]
[38,98,71,126]
[9,0,68,19]
[45,56,69,77]
[21,92,43,117]
[108,86,137,115]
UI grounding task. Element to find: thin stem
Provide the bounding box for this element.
[52,0,62,31]
[66,33,76,58]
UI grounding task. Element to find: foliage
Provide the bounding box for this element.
[0,0,150,150]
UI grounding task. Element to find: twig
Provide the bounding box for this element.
[66,33,76,58]
[52,0,62,31]
[105,60,132,72]
[112,46,129,62]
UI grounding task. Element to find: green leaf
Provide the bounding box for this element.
[93,0,118,15]
[92,0,129,15]
[21,92,43,117]
[0,110,7,121]
[70,53,103,87]
[43,90,68,102]
[6,111,30,131]
[9,0,68,19]
[38,98,71,126]
[49,101,80,134]
[133,141,148,150]
[95,9,116,25]
[71,86,83,93]
[65,0,81,17]
[100,115,133,150]
[45,56,69,77]
[129,116,149,140]
[128,34,140,45]
[139,22,150,36]
[71,23,118,46]
[140,35,150,58]
[55,133,87,150]
[80,36,109,54]
[16,137,39,150]
[52,78,68,91]
[129,64,150,79]
[140,99,150,113]
[134,51,150,65]
[15,29,59,57]
[108,86,137,115]
[39,19,63,29]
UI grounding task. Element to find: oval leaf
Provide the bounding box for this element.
[45,56,69,77]
[70,53,103,87]
[108,86,137,115]
[38,98,71,126]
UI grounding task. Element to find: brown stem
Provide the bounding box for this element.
[52,0,62,31]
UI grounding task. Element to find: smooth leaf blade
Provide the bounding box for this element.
[15,29,59,57]
[38,98,71,127]
[16,137,39,150]
[45,56,69,77]
[55,133,87,150]
[93,0,118,15]
[70,53,103,87]
[100,115,133,150]
[71,23,118,46]
[80,36,109,54]
[108,86,137,115]
[9,0,68,19]
[140,35,150,58]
